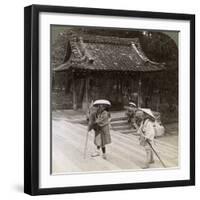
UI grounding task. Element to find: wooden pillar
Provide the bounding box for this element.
[116,78,120,102]
[119,78,123,103]
[85,76,89,108]
[72,72,77,110]
[129,76,134,103]
[138,72,142,108]
[130,76,133,94]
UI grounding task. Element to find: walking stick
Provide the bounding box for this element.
[146,140,167,168]
[83,131,89,159]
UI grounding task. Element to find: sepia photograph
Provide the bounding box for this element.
[51,25,179,174]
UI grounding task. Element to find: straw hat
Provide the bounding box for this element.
[129,102,136,107]
[139,108,155,119]
[93,99,111,106]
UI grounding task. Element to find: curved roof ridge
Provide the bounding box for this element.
[81,34,139,45]
[131,43,161,65]
[54,34,165,72]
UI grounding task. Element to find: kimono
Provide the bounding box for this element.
[138,118,155,150]
[94,110,111,147]
[125,107,136,123]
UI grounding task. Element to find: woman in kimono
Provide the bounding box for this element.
[88,100,111,159]
[138,108,156,168]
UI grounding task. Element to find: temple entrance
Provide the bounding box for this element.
[69,73,141,111]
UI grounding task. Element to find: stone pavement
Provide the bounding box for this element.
[52,110,178,174]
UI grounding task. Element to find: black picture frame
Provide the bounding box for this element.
[24,4,195,196]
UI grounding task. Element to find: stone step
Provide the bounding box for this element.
[64,116,177,153]
[112,125,132,131]
[118,130,137,134]
[74,122,178,165]
[111,120,129,127]
[110,116,128,122]
[122,133,178,153]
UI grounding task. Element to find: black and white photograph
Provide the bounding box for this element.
[51,26,179,174]
[0,0,198,198]
[23,5,195,195]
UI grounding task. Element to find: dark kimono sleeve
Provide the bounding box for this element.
[96,111,109,127]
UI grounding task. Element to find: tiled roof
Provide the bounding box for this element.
[54,35,165,72]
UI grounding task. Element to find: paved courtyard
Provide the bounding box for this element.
[52,110,178,174]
